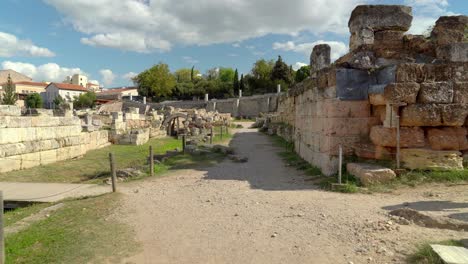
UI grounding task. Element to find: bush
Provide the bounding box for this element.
[73,92,96,109]
[25,93,43,108]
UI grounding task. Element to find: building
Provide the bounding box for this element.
[4,81,49,107]
[0,69,32,84]
[44,82,87,108]
[63,74,88,87]
[96,87,139,102]
[86,82,100,92]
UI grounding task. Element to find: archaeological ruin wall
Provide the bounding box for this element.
[267,5,468,175]
[0,105,110,173]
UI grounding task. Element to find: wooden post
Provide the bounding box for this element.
[182,135,186,153]
[210,127,213,144]
[0,191,4,264]
[149,146,154,177]
[109,153,117,192]
[225,122,229,135]
[338,145,343,184]
[220,125,223,140]
[396,115,401,169]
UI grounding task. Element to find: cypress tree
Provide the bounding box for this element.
[2,74,17,105]
[233,68,239,93]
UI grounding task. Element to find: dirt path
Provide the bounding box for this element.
[119,127,468,264]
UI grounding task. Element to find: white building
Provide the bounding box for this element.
[44,82,87,108]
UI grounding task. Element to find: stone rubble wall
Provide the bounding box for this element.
[0,105,110,173]
[207,93,281,118]
[266,5,468,174]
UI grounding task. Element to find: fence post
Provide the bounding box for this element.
[338,145,343,184]
[149,146,154,177]
[396,115,401,169]
[0,191,4,264]
[182,135,186,153]
[220,125,223,141]
[210,126,213,144]
[109,153,117,192]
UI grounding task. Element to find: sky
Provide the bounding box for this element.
[0,0,467,88]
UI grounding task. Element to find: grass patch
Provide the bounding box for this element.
[212,125,233,144]
[5,203,51,227]
[6,193,137,264]
[407,240,464,264]
[234,117,255,122]
[0,137,182,184]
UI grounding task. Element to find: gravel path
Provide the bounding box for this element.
[119,127,468,264]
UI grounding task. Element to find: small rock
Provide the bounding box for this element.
[271,232,278,238]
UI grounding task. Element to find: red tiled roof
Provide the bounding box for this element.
[48,82,88,92]
[14,81,48,87]
[100,87,137,94]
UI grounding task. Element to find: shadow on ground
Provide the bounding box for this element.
[200,130,319,191]
[382,201,468,222]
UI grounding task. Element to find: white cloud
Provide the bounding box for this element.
[405,0,453,34]
[122,71,137,81]
[99,69,116,87]
[182,56,199,64]
[293,62,308,71]
[232,43,241,48]
[273,40,348,61]
[0,32,55,57]
[89,79,100,85]
[44,0,360,52]
[1,61,84,82]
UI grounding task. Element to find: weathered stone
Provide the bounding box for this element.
[310,44,331,72]
[453,82,468,103]
[436,43,468,62]
[401,148,463,170]
[395,63,452,83]
[417,82,454,104]
[369,93,386,106]
[427,127,468,151]
[384,82,420,104]
[441,104,468,126]
[431,16,468,45]
[347,163,396,186]
[400,104,443,127]
[0,105,21,116]
[374,30,404,50]
[349,27,374,51]
[370,125,425,148]
[348,5,412,33]
[403,34,435,56]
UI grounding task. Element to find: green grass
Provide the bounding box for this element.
[408,240,464,264]
[6,193,137,264]
[233,117,255,122]
[0,137,182,184]
[212,125,233,144]
[5,203,51,227]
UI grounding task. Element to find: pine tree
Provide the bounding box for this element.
[239,74,245,92]
[2,74,17,105]
[271,55,292,85]
[233,68,240,94]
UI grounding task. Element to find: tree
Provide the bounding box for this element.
[206,68,219,80]
[2,74,17,105]
[191,66,195,82]
[233,69,239,93]
[239,74,245,93]
[219,67,235,82]
[73,92,96,109]
[25,93,43,108]
[295,65,311,83]
[53,95,65,108]
[133,63,176,100]
[252,59,274,80]
[271,55,292,84]
[175,67,200,83]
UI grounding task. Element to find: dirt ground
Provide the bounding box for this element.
[118,126,468,264]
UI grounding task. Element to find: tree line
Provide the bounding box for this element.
[133,56,311,102]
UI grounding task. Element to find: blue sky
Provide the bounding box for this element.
[0,0,466,87]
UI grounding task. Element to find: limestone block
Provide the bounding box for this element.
[0,105,21,116]
[395,63,452,83]
[310,44,331,71]
[58,117,81,126]
[4,117,32,128]
[453,82,468,104]
[401,148,463,170]
[441,104,468,126]
[384,82,420,104]
[0,116,9,128]
[0,143,25,158]
[369,93,386,106]
[111,112,123,122]
[436,43,468,62]
[373,30,404,50]
[370,125,425,148]
[348,5,412,33]
[40,149,58,165]
[431,16,468,45]
[427,127,468,151]
[21,152,41,170]
[0,157,21,173]
[417,82,454,103]
[31,117,60,127]
[400,104,443,127]
[349,27,374,51]
[322,99,370,118]
[347,163,396,186]
[373,105,386,122]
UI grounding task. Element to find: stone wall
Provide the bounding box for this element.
[0,105,110,173]
[267,5,468,175]
[207,93,281,118]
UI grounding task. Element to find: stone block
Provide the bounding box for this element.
[453,82,468,103]
[441,104,468,126]
[336,68,372,100]
[436,43,468,62]
[0,157,21,173]
[370,125,425,148]
[427,127,468,151]
[369,93,386,106]
[431,16,468,45]
[349,27,374,51]
[417,82,454,104]
[372,105,386,122]
[347,163,396,186]
[384,82,420,104]
[401,148,463,170]
[400,104,443,127]
[322,99,371,118]
[395,63,453,83]
[40,149,58,165]
[0,105,21,116]
[21,152,41,169]
[31,117,60,127]
[348,5,412,33]
[4,117,32,128]
[310,44,331,72]
[373,30,404,50]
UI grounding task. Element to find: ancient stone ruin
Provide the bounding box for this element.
[266,5,468,175]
